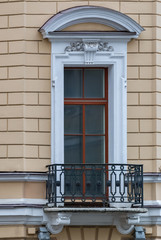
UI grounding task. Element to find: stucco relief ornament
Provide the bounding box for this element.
[65,41,84,52]
[98,42,114,52]
[65,41,114,64]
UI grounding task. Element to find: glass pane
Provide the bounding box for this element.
[85,136,105,164]
[64,105,82,134]
[85,105,105,134]
[64,136,83,164]
[85,169,104,196]
[64,69,83,98]
[64,169,83,196]
[84,69,105,98]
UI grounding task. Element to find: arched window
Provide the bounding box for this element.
[39,6,144,165]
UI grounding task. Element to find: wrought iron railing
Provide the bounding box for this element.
[46,164,143,207]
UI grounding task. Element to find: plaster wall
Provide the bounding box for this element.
[0,0,158,170]
[0,0,160,239]
[0,0,158,172]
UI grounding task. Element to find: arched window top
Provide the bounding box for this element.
[39,6,144,38]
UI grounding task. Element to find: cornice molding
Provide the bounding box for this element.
[0,199,47,206]
[39,6,144,39]
[0,206,155,235]
[0,172,47,182]
[0,172,160,183]
[2,205,161,234]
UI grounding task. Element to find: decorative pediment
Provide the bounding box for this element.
[39,6,144,39]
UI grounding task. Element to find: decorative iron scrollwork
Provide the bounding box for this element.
[46,163,143,208]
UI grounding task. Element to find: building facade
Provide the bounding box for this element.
[0,0,160,239]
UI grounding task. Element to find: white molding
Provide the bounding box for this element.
[0,207,44,225]
[143,173,161,183]
[0,206,146,235]
[38,5,144,210]
[0,172,47,182]
[46,223,64,235]
[144,200,161,207]
[64,40,114,64]
[0,172,159,183]
[46,213,71,234]
[1,206,161,230]
[50,37,128,170]
[115,217,135,235]
[39,6,144,38]
[0,198,47,206]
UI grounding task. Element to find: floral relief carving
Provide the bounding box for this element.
[97,42,114,52]
[65,41,114,52]
[65,41,84,52]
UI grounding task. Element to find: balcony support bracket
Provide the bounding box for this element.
[44,213,71,234]
[115,215,140,235]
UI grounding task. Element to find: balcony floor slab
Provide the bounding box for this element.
[44,207,148,213]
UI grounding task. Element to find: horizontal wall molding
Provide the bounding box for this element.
[0,172,47,182]
[143,173,161,183]
[0,199,47,207]
[0,198,158,209]
[0,205,160,226]
[0,172,160,183]
[144,200,161,208]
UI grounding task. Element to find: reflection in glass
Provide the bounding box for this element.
[64,105,82,134]
[85,105,105,134]
[64,69,83,98]
[64,169,83,196]
[85,169,104,196]
[84,69,105,98]
[85,136,105,164]
[64,136,83,164]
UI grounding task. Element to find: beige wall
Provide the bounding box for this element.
[0,1,160,239]
[0,1,160,168]
[0,182,46,199]
[0,225,157,240]
[0,226,134,239]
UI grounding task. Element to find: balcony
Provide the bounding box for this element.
[46,164,143,208]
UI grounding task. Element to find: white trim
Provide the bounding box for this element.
[2,205,161,229]
[0,172,47,182]
[144,200,161,207]
[0,206,159,228]
[39,7,143,208]
[0,172,159,183]
[50,36,128,168]
[0,199,47,206]
[0,172,159,184]
[46,32,138,40]
[0,206,145,229]
[38,7,144,169]
[0,206,159,227]
[39,6,144,38]
[0,207,44,225]
[143,173,161,183]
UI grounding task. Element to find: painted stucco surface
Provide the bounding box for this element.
[0,0,160,239]
[0,0,158,172]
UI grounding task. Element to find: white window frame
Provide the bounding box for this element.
[39,6,144,166]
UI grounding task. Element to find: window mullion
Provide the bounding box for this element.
[83,68,84,98]
[83,104,85,164]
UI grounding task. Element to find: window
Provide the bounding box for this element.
[39,6,143,166]
[64,68,108,165]
[39,6,144,233]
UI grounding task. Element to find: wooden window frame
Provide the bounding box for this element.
[64,67,108,164]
